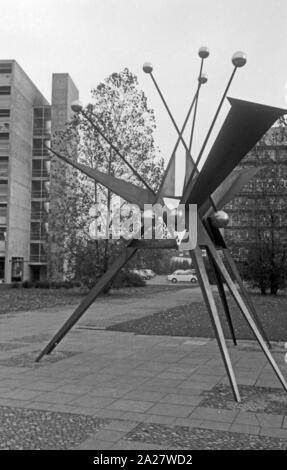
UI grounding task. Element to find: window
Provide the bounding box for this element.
[0,257,5,279]
[0,133,9,140]
[0,63,12,74]
[32,138,50,156]
[0,87,11,95]
[0,156,8,177]
[11,257,23,282]
[0,227,6,241]
[0,109,10,117]
[0,204,7,217]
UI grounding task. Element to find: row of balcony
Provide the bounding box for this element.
[29,255,47,263]
[32,169,50,178]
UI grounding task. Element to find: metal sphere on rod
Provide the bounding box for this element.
[198,46,210,59]
[71,101,83,113]
[232,51,247,68]
[198,73,208,84]
[143,62,153,74]
[210,210,230,228]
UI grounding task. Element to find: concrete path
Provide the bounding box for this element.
[0,285,287,449]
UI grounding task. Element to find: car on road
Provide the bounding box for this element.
[167,269,198,284]
[142,269,156,279]
[131,269,150,280]
[131,269,156,280]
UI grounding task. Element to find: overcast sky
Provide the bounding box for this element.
[1,0,287,184]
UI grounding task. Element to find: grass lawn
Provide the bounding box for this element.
[107,291,287,342]
[0,284,187,315]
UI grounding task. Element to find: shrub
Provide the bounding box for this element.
[11,282,20,288]
[34,280,50,289]
[112,270,146,288]
[22,280,34,288]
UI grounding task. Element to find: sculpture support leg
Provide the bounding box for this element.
[222,248,271,349]
[190,246,241,402]
[208,253,237,346]
[36,246,137,362]
[206,242,287,392]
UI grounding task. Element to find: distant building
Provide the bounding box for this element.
[0,60,78,282]
[224,126,287,262]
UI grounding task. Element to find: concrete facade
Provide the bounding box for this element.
[0,60,78,282]
[48,74,79,280]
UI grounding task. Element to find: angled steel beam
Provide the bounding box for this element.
[198,218,287,393]
[200,166,262,217]
[182,98,286,207]
[47,146,155,209]
[36,244,138,361]
[190,244,241,402]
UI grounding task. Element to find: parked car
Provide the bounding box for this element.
[142,269,156,279]
[131,269,150,280]
[167,269,198,283]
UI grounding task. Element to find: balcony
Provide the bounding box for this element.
[30,231,47,241]
[31,191,49,200]
[31,211,45,220]
[33,128,51,138]
[0,169,8,178]
[32,169,50,179]
[29,255,47,264]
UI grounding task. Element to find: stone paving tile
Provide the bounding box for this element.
[102,420,139,432]
[36,391,82,405]
[89,387,130,399]
[229,424,260,435]
[107,399,154,413]
[199,420,231,431]
[12,334,52,343]
[90,429,127,442]
[0,388,42,401]
[0,343,28,351]
[0,351,79,368]
[144,415,176,426]
[122,390,165,402]
[256,413,284,428]
[234,412,260,426]
[259,427,287,439]
[173,417,203,427]
[146,403,193,418]
[160,393,202,406]
[124,411,148,423]
[70,395,116,409]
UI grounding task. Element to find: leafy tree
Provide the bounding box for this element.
[227,121,287,295]
[48,68,164,285]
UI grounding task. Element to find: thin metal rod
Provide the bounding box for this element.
[81,109,155,194]
[190,246,241,402]
[187,67,237,187]
[150,70,218,211]
[150,72,194,160]
[155,61,205,200]
[188,59,204,153]
[208,253,237,346]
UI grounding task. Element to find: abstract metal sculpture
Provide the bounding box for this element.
[36,48,287,402]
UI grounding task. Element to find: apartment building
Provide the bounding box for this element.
[224,126,287,261]
[0,60,78,282]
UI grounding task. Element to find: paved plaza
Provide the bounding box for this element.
[0,287,287,449]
